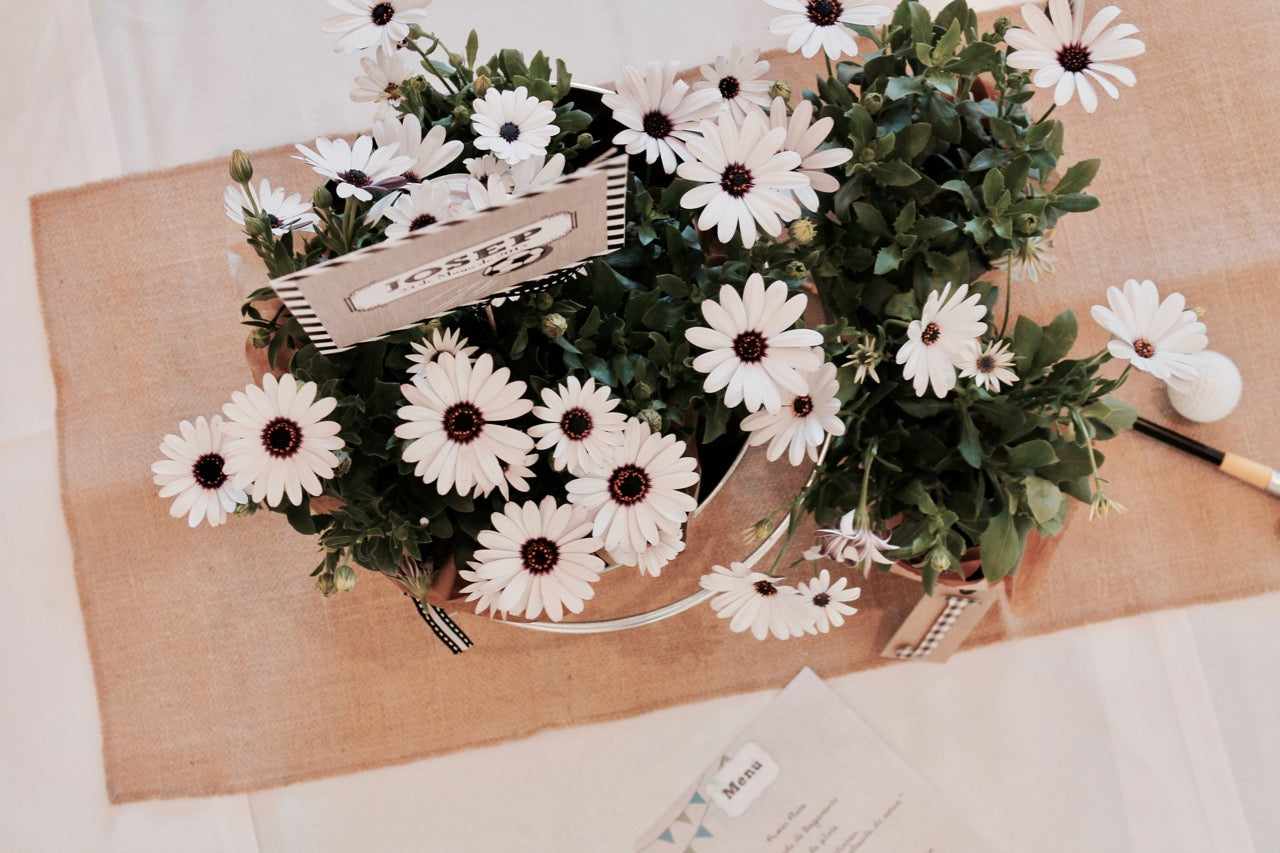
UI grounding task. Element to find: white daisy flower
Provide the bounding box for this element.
[293,135,414,201]
[1004,0,1146,113]
[323,0,432,55]
[607,526,686,578]
[382,180,452,238]
[811,511,895,576]
[958,339,1020,392]
[457,497,605,622]
[152,415,247,528]
[677,110,807,247]
[220,374,346,508]
[765,0,892,61]
[846,333,881,384]
[529,376,628,475]
[471,86,559,166]
[740,355,845,465]
[685,273,824,413]
[895,283,989,398]
[602,61,722,174]
[350,47,419,103]
[465,153,510,183]
[797,568,861,633]
[694,44,774,122]
[463,174,513,212]
[564,419,699,554]
[223,179,318,235]
[372,114,463,184]
[767,96,853,212]
[699,563,815,640]
[991,233,1056,282]
[406,327,478,377]
[1090,278,1208,392]
[395,353,535,497]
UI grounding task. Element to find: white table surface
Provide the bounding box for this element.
[3,1,1277,850]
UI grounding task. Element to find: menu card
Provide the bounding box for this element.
[635,668,994,852]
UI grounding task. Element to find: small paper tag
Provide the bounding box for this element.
[706,741,780,818]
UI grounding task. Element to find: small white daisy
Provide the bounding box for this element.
[529,376,628,475]
[846,333,881,384]
[564,419,699,554]
[1004,0,1146,113]
[471,86,559,166]
[382,180,453,238]
[895,283,989,398]
[372,114,463,183]
[959,339,1020,392]
[811,510,895,576]
[464,153,510,183]
[395,353,535,497]
[685,273,824,413]
[1090,278,1208,392]
[294,135,414,201]
[699,563,816,640]
[323,0,432,55]
[767,96,853,212]
[457,497,605,622]
[991,233,1056,282]
[602,61,722,174]
[152,415,247,528]
[694,44,774,123]
[494,451,538,501]
[765,0,892,60]
[607,526,686,578]
[677,109,807,247]
[740,354,845,465]
[220,374,346,508]
[406,327,478,377]
[223,179,318,235]
[350,46,420,103]
[797,568,861,633]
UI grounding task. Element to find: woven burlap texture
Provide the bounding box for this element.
[31,1,1280,802]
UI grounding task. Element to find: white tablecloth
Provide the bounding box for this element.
[3,1,1277,850]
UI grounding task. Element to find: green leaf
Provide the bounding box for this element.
[1006,439,1058,470]
[1036,310,1078,367]
[465,30,479,68]
[285,497,316,535]
[499,48,528,78]
[555,109,592,135]
[941,178,979,212]
[654,274,690,298]
[988,117,1018,148]
[1012,314,1042,374]
[528,50,551,81]
[885,75,925,100]
[1053,158,1101,195]
[554,59,572,101]
[852,202,892,238]
[885,291,920,320]
[932,19,963,64]
[874,244,904,274]
[979,508,1023,581]
[970,147,1016,171]
[981,168,1006,209]
[870,161,923,187]
[1051,193,1100,212]
[958,412,982,468]
[893,200,917,233]
[1023,476,1065,524]
[912,217,958,240]
[896,123,934,161]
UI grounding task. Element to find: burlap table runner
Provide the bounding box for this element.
[33,1,1280,802]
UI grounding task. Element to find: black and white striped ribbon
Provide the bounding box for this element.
[895,596,975,659]
[411,598,473,655]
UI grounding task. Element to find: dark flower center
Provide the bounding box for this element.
[499,121,521,142]
[718,76,741,99]
[192,453,228,489]
[1056,42,1091,73]
[560,407,593,440]
[608,464,651,505]
[813,592,831,607]
[1132,338,1155,358]
[720,162,753,197]
[754,579,778,596]
[370,3,395,26]
[261,417,302,459]
[805,0,843,26]
[520,536,560,575]
[403,171,421,183]
[921,322,942,345]
[339,169,371,188]
[384,82,401,98]
[732,330,768,363]
[791,395,814,417]
[266,213,281,229]
[409,213,437,231]
[642,110,674,140]
[443,401,484,443]
[976,354,997,372]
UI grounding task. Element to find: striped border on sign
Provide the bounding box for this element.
[411,597,474,654]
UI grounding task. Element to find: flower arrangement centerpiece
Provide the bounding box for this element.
[154,0,1209,642]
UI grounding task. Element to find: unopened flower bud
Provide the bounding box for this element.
[575,132,594,150]
[333,449,352,477]
[638,408,663,431]
[334,564,357,592]
[233,501,255,518]
[453,103,473,124]
[534,291,555,311]
[632,381,653,402]
[994,16,1012,36]
[249,327,272,349]
[313,185,333,210]
[861,92,884,114]
[447,52,465,69]
[1016,213,1039,235]
[243,216,269,238]
[927,545,951,573]
[789,218,816,245]
[784,260,809,280]
[1190,305,1207,319]
[316,572,338,597]
[768,80,792,101]
[859,147,877,164]
[229,149,254,183]
[472,74,492,99]
[406,24,428,41]
[540,313,568,339]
